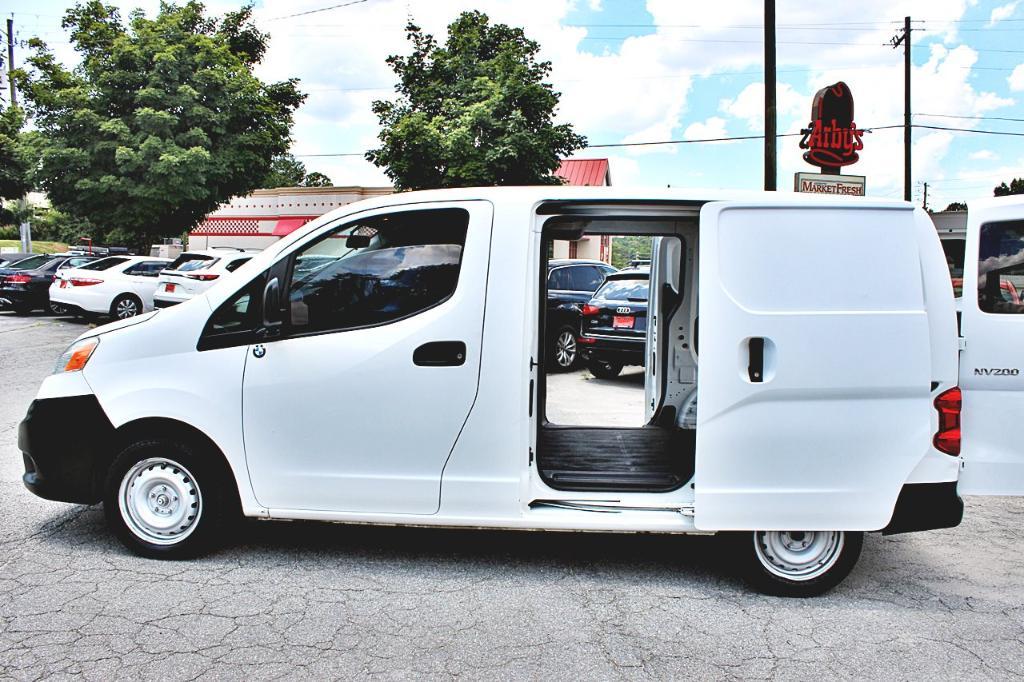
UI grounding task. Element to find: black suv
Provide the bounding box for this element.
[578,269,649,378]
[0,254,99,314]
[546,259,617,370]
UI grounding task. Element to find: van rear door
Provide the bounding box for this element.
[957,196,1024,495]
[694,201,933,531]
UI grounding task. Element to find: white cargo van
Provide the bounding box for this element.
[19,188,1022,596]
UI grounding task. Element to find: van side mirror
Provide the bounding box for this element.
[262,277,283,330]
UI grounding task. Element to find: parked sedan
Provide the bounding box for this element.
[153,248,258,308]
[577,270,649,379]
[0,254,100,314]
[50,256,172,319]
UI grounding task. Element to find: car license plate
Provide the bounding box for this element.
[165,283,176,293]
[613,315,634,329]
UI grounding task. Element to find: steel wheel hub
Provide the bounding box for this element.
[555,331,577,368]
[118,458,202,545]
[753,530,844,582]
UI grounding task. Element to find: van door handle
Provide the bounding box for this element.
[413,341,466,367]
[748,337,765,382]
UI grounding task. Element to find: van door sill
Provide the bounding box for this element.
[531,500,695,516]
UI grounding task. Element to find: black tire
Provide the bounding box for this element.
[110,293,142,320]
[103,437,233,559]
[587,359,623,379]
[48,301,69,315]
[549,325,580,372]
[11,303,34,315]
[735,530,863,597]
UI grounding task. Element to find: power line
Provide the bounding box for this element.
[265,0,370,22]
[292,125,907,157]
[913,123,1024,136]
[916,113,1024,123]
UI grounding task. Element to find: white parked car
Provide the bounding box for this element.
[18,188,1024,596]
[50,255,172,319]
[153,248,258,308]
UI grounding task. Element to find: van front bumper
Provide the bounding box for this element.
[19,395,116,504]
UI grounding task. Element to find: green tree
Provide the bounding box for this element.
[944,201,968,211]
[0,107,31,225]
[367,11,586,190]
[260,153,333,188]
[15,1,304,251]
[994,178,1024,196]
[610,235,653,270]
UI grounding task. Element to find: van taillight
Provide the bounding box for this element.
[581,304,600,316]
[933,387,961,456]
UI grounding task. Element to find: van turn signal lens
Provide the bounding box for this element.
[55,337,100,374]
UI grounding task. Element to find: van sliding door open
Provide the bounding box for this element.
[694,202,933,531]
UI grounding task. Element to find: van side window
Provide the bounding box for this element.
[287,208,469,335]
[978,220,1024,314]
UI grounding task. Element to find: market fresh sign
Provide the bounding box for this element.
[798,81,865,174]
[795,172,866,196]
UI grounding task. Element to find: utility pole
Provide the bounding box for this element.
[6,17,15,107]
[922,182,929,210]
[890,17,911,201]
[764,0,777,191]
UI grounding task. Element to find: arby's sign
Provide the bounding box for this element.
[798,81,866,174]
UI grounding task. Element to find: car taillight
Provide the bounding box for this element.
[581,304,601,316]
[933,387,961,456]
[6,274,31,284]
[69,278,103,286]
[185,273,220,281]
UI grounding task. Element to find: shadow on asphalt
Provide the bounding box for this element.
[38,504,749,589]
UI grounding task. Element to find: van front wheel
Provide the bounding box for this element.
[104,438,229,559]
[738,530,863,597]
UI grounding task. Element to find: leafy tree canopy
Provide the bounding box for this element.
[0,107,32,224]
[944,201,968,212]
[15,1,305,250]
[261,153,334,188]
[367,11,586,190]
[994,178,1024,197]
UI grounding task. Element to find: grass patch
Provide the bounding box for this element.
[0,240,68,254]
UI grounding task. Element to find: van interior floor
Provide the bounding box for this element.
[537,425,695,492]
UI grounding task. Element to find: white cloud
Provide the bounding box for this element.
[1010,64,1024,92]
[970,150,998,161]
[719,82,805,133]
[682,116,730,142]
[989,1,1021,25]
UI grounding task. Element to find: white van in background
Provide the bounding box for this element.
[17,188,1022,596]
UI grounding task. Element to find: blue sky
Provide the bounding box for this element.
[4,0,1023,208]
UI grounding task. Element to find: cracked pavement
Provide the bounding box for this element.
[1,310,1023,680]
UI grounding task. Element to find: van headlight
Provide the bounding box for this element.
[54,337,99,374]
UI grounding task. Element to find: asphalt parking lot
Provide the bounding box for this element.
[1,310,1024,680]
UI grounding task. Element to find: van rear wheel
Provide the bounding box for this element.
[738,530,863,597]
[104,438,230,559]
